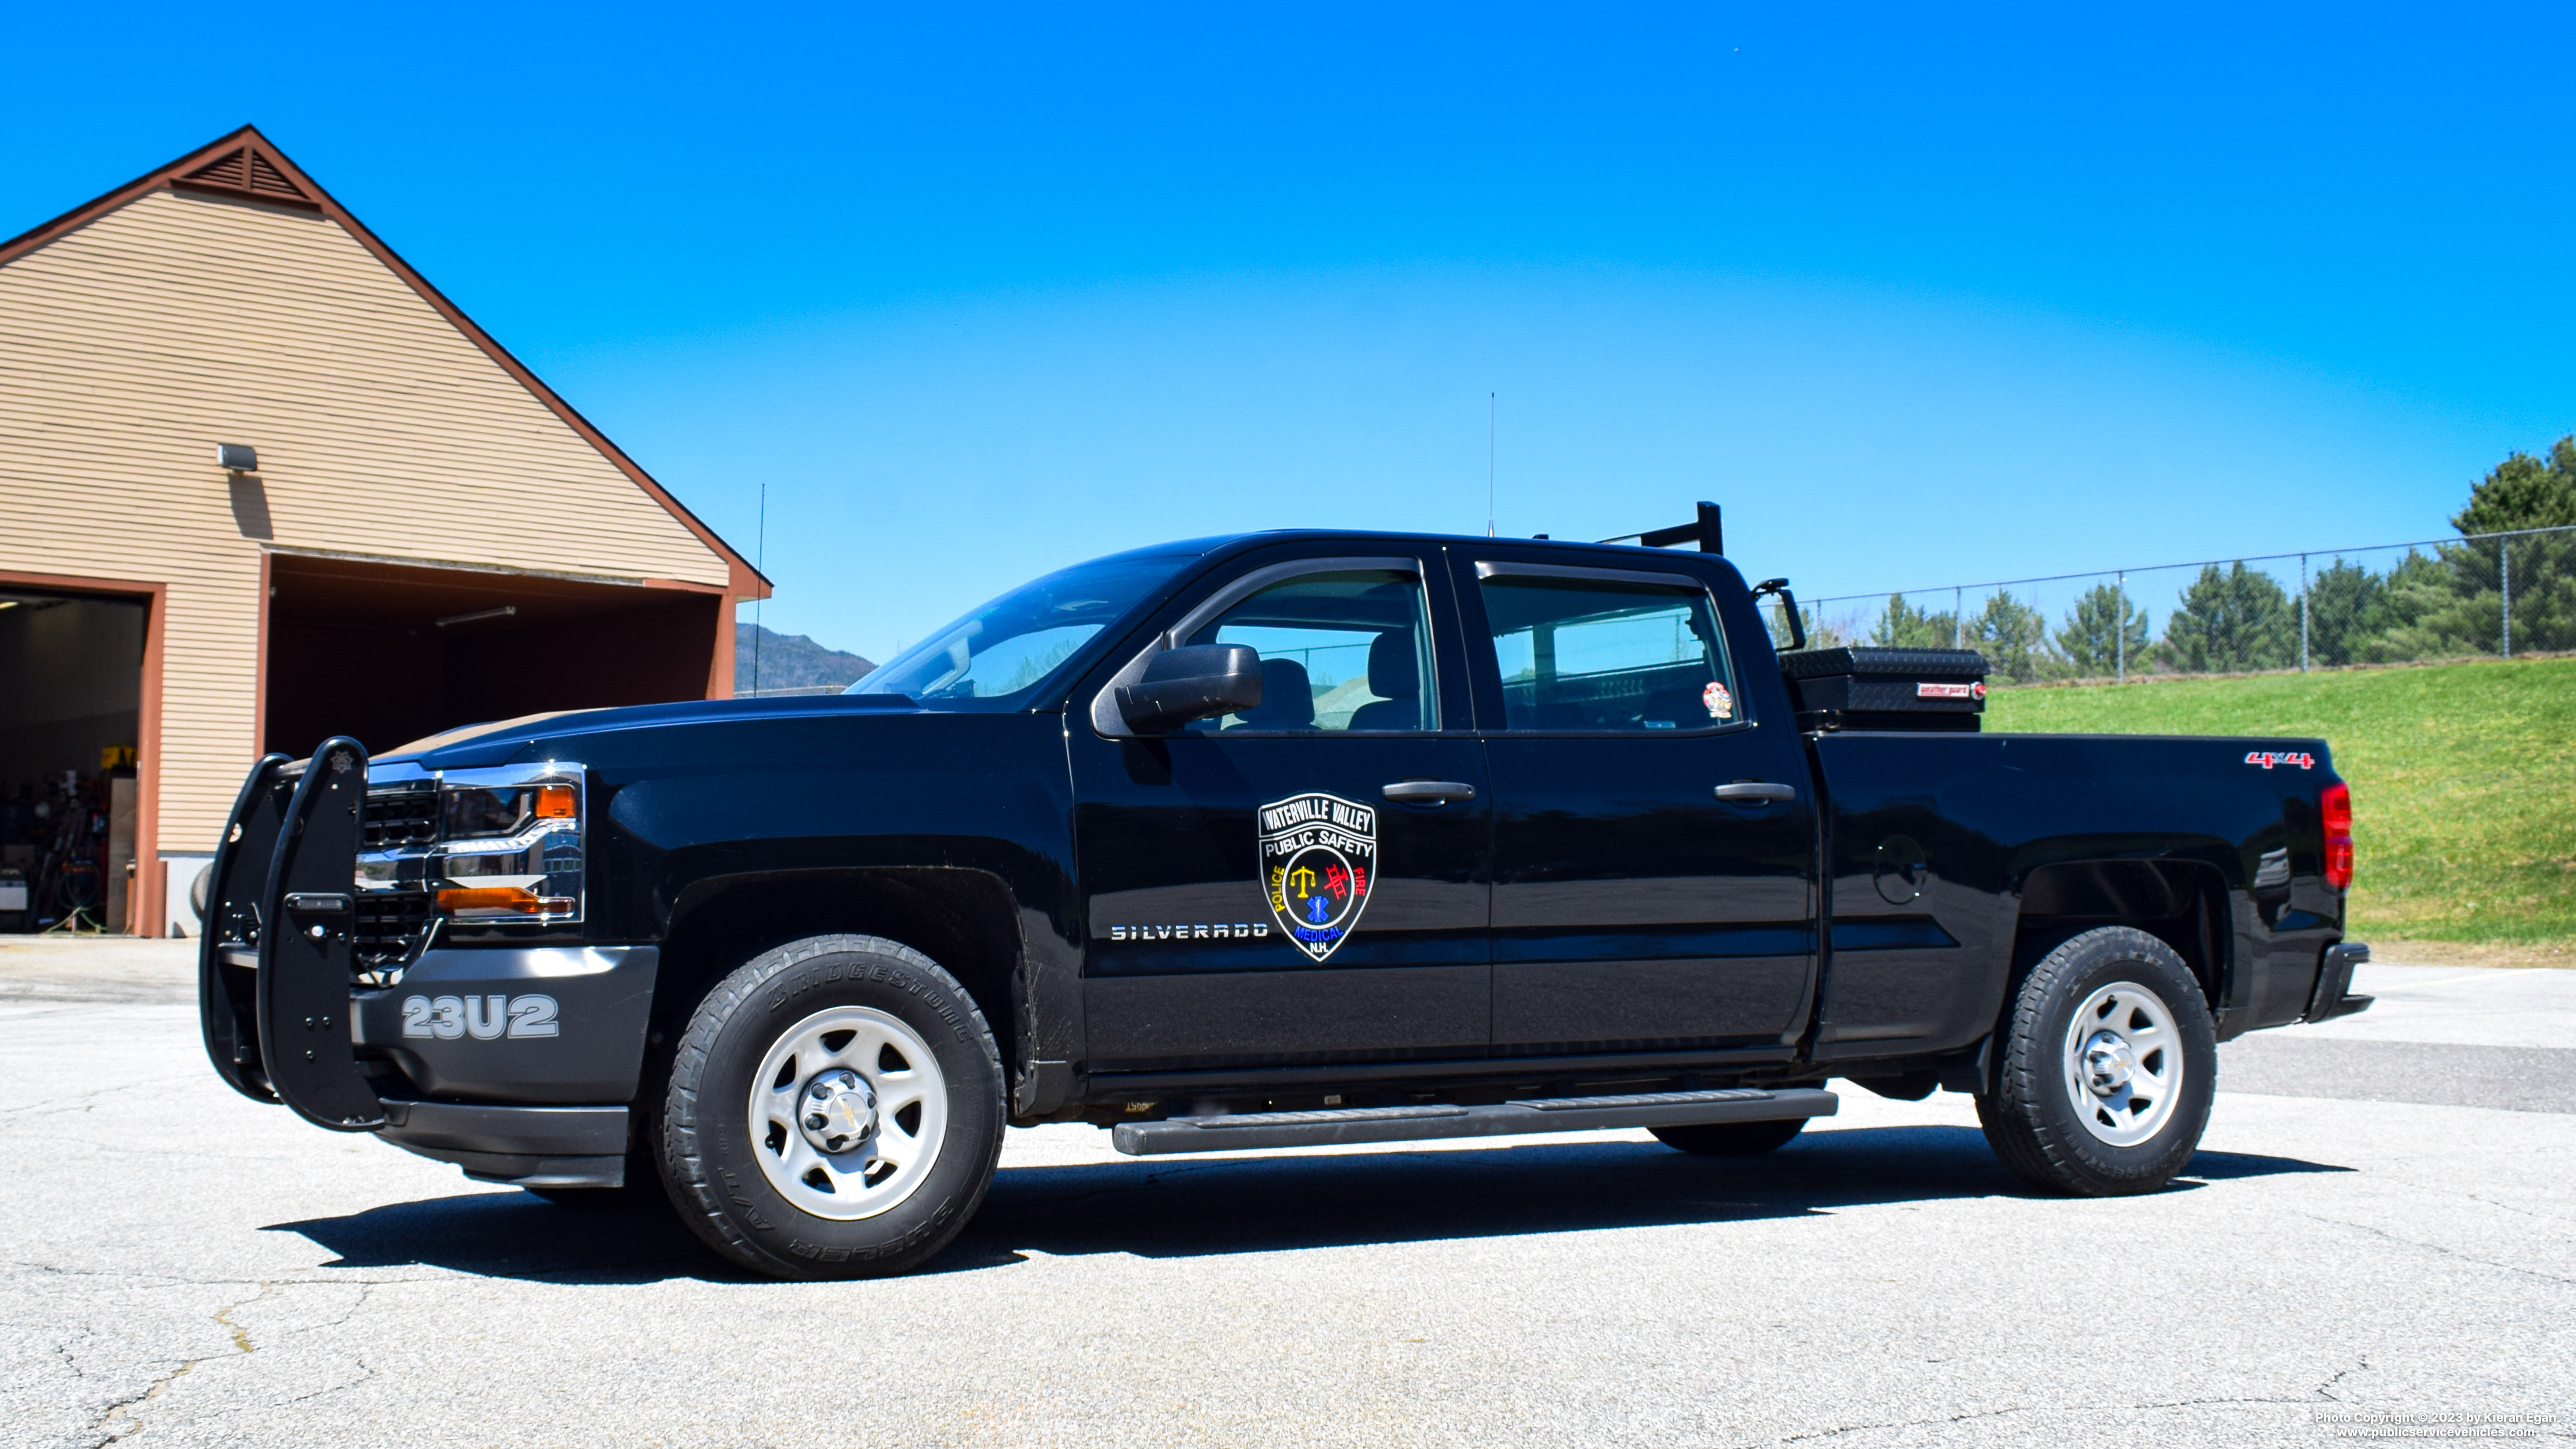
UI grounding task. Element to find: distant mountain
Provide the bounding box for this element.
[736,623,876,695]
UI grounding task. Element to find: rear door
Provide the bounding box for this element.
[1453,549,1817,1060]
[1068,545,1491,1073]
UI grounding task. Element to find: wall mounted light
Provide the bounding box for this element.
[217,443,258,472]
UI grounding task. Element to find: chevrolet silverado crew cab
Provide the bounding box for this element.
[199,518,2370,1279]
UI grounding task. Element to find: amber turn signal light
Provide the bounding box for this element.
[533,784,577,819]
[436,886,574,914]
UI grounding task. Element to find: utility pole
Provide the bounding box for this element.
[2115,572,2126,685]
[2299,554,2309,673]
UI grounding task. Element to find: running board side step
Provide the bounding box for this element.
[1110,1087,1838,1156]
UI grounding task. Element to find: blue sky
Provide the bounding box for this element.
[12,3,2572,660]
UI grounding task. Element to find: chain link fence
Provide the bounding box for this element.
[1774,524,2576,685]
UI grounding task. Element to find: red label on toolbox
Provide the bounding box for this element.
[1917,681,1983,700]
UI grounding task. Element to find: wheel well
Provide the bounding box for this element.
[2012,859,2228,1008]
[651,868,1024,1073]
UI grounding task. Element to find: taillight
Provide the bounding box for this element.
[2320,781,2353,890]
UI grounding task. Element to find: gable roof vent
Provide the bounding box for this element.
[172,144,318,210]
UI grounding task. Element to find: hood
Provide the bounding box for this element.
[376,692,920,771]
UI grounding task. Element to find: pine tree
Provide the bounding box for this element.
[2054,583,2151,676]
[2163,563,2295,673]
[1867,594,1959,649]
[2300,559,2388,668]
[1965,591,2052,682]
[2450,437,2576,654]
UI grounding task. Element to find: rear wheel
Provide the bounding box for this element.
[1976,926,2216,1196]
[658,934,1004,1279]
[1650,1116,1806,1157]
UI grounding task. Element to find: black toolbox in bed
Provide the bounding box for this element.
[1780,647,1988,731]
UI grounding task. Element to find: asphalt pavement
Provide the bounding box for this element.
[3,937,2569,1448]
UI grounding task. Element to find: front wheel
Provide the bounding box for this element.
[659,934,1004,1279]
[1976,926,2217,1196]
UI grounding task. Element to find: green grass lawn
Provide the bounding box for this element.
[1985,656,2576,947]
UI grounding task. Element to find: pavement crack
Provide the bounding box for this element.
[1766,1402,2043,1443]
[273,1350,378,1409]
[2293,1210,2576,1287]
[1755,1392,2346,1445]
[2315,1357,2366,1399]
[83,1282,267,1447]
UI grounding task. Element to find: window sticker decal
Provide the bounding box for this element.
[1258,792,1378,963]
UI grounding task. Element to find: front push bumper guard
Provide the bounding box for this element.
[199,745,641,1190]
[198,736,387,1132]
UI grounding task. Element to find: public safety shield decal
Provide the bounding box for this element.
[1258,792,1378,963]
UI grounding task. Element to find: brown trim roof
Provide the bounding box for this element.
[0,124,769,600]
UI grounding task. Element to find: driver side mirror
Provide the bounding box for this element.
[1115,644,1263,734]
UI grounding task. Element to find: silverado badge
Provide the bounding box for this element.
[1258,792,1377,963]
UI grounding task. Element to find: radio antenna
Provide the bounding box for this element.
[1486,392,1496,537]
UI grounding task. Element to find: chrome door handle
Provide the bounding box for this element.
[1714,782,1797,805]
[1383,780,1477,805]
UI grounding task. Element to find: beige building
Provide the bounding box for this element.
[0,126,765,937]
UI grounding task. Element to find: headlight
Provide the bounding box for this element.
[428,766,585,922]
[443,782,577,840]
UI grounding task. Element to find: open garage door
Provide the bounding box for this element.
[0,587,148,933]
[263,554,724,759]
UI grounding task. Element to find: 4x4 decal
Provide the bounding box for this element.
[2244,750,2315,771]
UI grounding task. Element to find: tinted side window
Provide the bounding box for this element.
[1181,569,1435,731]
[1478,574,1739,731]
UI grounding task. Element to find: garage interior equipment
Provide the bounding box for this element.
[0,590,144,932]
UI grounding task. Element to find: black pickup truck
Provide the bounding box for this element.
[199,518,2369,1279]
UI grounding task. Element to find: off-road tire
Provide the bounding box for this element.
[1650,1117,1807,1157]
[658,934,1004,1279]
[1976,926,2217,1197]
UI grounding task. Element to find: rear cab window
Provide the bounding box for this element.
[1472,564,1743,731]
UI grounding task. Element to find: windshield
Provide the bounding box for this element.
[848,550,1200,708]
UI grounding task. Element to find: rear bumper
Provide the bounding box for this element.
[2305,941,2373,1022]
[377,1100,630,1188]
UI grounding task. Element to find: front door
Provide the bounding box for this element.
[1070,547,1491,1074]
[1455,551,1818,1059]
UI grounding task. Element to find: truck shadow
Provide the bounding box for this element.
[267,1124,2348,1284]
[952,1125,2346,1264]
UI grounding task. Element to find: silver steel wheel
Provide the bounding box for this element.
[748,1005,949,1221]
[2061,979,2183,1148]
